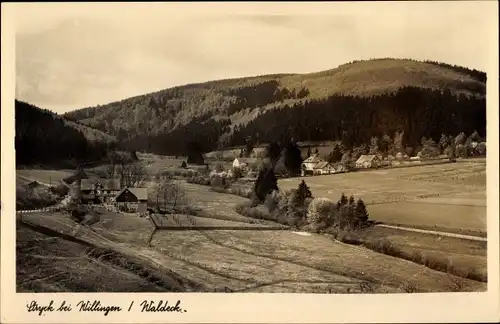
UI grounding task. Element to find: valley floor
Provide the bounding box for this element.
[15,159,488,293]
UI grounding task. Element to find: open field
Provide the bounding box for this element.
[18,210,486,293]
[17,169,74,185]
[279,161,486,234]
[357,226,487,281]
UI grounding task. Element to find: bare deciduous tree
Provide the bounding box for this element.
[118,162,148,187]
[154,179,187,211]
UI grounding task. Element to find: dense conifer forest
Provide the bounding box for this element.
[15,100,116,167]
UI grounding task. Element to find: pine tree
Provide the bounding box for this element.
[307,147,312,158]
[327,145,343,163]
[297,180,313,202]
[355,198,369,222]
[337,193,348,209]
[267,141,282,166]
[254,167,279,202]
[284,141,303,176]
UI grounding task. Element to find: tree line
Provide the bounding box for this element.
[228,86,485,151]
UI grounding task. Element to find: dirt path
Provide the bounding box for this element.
[375,224,487,242]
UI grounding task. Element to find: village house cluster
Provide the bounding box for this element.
[300,153,350,176]
[73,177,148,214]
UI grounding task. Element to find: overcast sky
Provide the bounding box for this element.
[12,2,496,114]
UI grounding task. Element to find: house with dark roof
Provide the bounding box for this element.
[115,187,148,214]
[80,178,121,204]
[355,155,381,169]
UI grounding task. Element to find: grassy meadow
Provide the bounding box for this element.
[17,169,74,185]
[278,161,486,235]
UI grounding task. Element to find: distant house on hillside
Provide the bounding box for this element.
[355,155,381,169]
[313,161,336,175]
[301,154,325,176]
[80,178,121,204]
[115,187,148,214]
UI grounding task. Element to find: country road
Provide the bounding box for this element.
[375,224,487,242]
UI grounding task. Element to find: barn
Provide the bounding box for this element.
[115,187,148,214]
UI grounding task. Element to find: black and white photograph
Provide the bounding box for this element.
[1,1,499,323]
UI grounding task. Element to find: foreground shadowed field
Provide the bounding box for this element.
[17,207,486,293]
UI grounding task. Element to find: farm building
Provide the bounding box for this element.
[301,154,326,176]
[355,155,381,169]
[115,187,148,214]
[313,161,336,175]
[80,178,121,204]
[232,158,248,170]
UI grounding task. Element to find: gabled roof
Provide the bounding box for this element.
[81,179,96,191]
[313,161,331,169]
[303,154,324,164]
[116,187,148,201]
[80,178,120,191]
[100,179,121,190]
[356,155,379,164]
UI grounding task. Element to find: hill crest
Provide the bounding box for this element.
[61,58,486,156]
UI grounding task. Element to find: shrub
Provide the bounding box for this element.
[235,202,274,221]
[233,167,243,179]
[70,206,87,223]
[307,197,337,229]
[16,186,59,210]
[264,190,281,212]
[210,175,225,188]
[49,183,69,196]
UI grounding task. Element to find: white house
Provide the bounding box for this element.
[355,155,381,169]
[232,158,247,170]
[313,161,336,175]
[301,154,324,175]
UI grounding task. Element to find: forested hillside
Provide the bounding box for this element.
[15,100,117,167]
[64,58,487,155]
